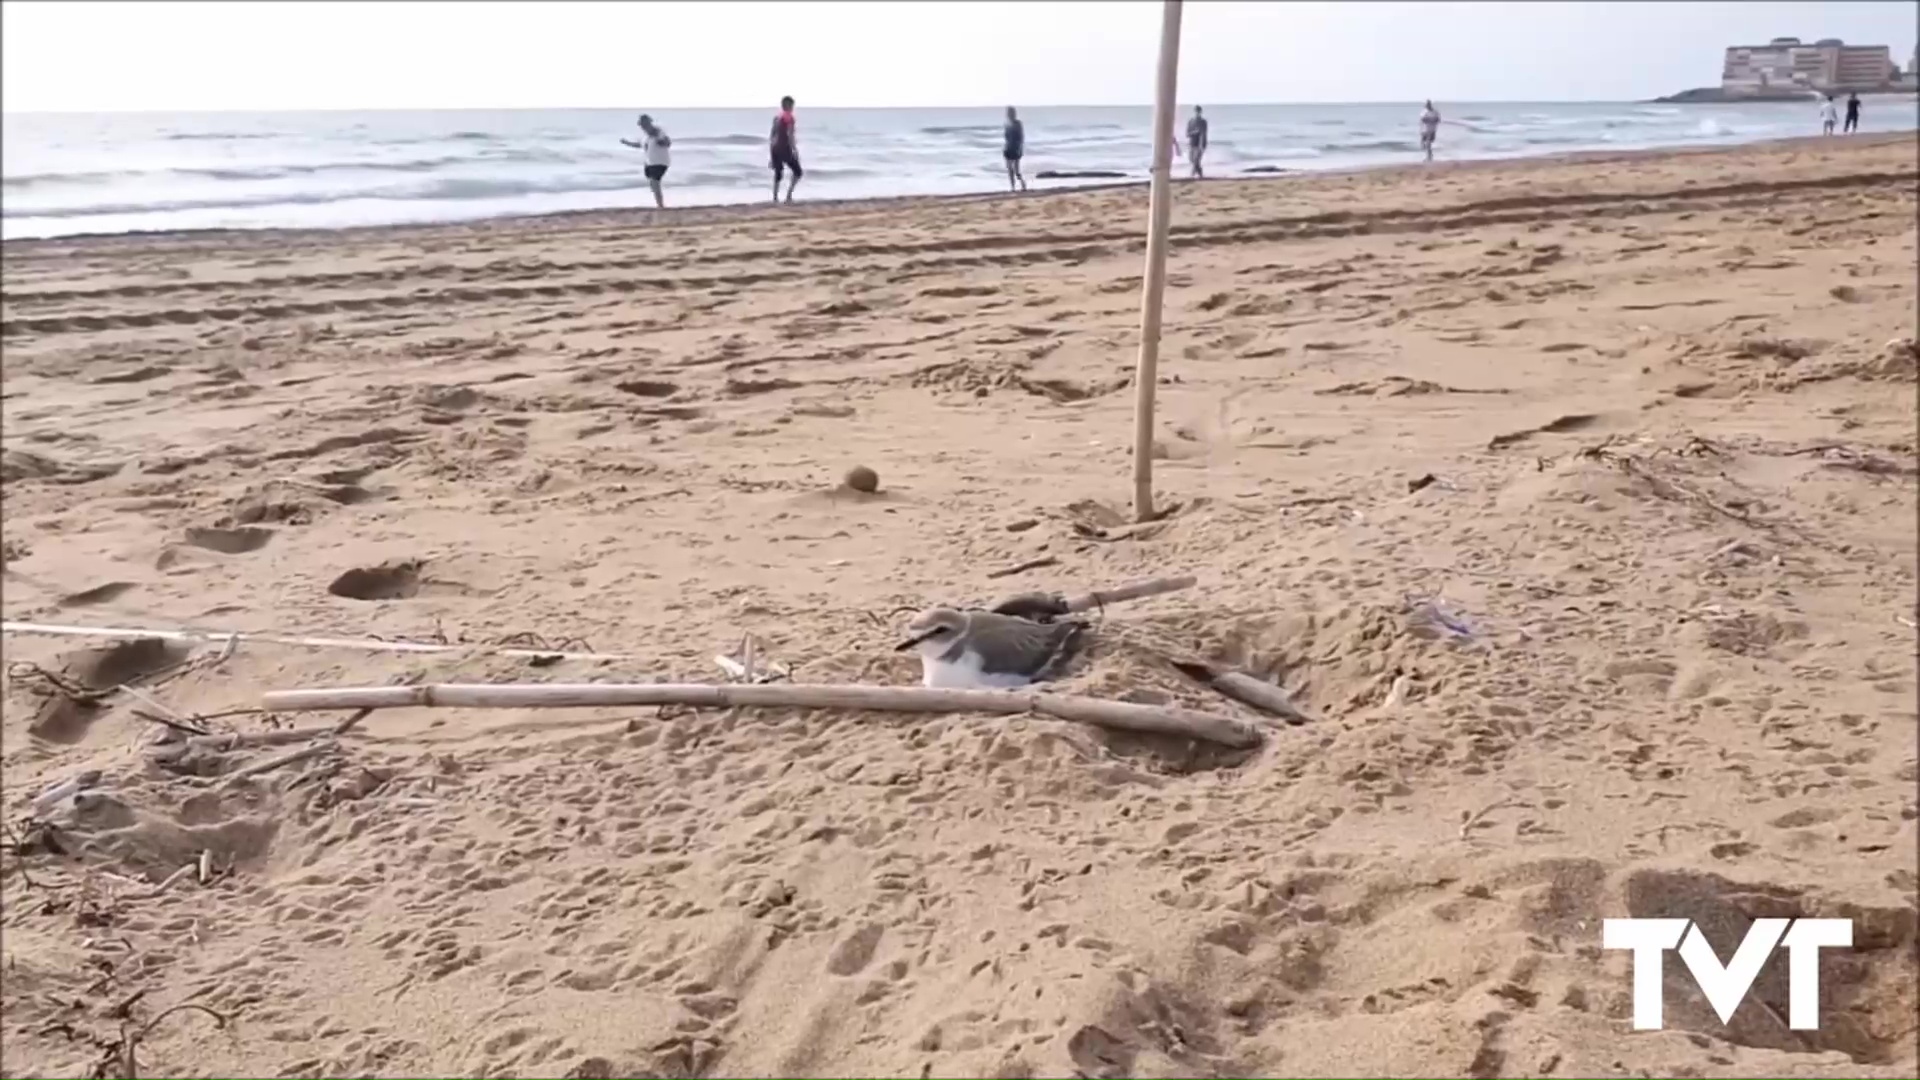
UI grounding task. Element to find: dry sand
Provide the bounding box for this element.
[2,135,1916,1078]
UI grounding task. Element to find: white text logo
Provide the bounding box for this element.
[1601,918,1852,1030]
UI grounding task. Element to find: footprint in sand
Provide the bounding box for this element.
[184,525,274,554]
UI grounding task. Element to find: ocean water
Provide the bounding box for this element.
[4,101,1916,240]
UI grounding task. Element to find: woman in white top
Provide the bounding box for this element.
[621,114,672,209]
[1818,96,1838,136]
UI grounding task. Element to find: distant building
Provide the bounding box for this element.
[1721,36,1897,93]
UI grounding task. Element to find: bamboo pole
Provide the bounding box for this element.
[1130,0,1185,524]
[260,681,1265,750]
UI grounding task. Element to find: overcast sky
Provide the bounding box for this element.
[3,1,1914,112]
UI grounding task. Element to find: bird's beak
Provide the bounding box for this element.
[894,631,934,652]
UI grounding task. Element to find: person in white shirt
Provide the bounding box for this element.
[1819,96,1838,136]
[1419,100,1441,162]
[620,114,672,209]
[1185,105,1209,179]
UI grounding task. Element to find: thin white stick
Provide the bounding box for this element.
[2,620,635,662]
[224,740,332,785]
[115,684,193,724]
[261,681,1266,749]
[1130,0,1185,524]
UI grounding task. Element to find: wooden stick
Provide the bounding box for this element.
[1206,671,1317,726]
[224,741,332,784]
[1129,0,1185,524]
[1168,659,1316,725]
[31,770,102,816]
[1062,574,1195,612]
[184,725,341,750]
[261,681,1265,749]
[986,555,1060,580]
[2,620,636,662]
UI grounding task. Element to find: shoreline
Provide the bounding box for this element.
[5,130,1913,253]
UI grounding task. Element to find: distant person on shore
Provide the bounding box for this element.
[1419,100,1441,162]
[770,96,802,202]
[1186,105,1209,178]
[1003,106,1028,192]
[619,114,671,208]
[1844,92,1861,133]
[1819,95,1838,135]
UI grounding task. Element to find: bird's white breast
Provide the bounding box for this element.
[920,651,1035,690]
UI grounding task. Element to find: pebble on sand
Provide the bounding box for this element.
[844,465,880,493]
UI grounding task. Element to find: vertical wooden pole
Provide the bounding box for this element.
[1130,0,1184,523]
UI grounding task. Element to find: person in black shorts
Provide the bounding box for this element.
[1843,93,1861,134]
[770,95,802,202]
[619,114,671,209]
[1003,106,1028,193]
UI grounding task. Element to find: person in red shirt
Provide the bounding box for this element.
[770,96,802,203]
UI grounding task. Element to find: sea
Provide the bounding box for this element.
[4,101,1916,241]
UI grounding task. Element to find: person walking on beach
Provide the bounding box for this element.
[1843,92,1861,133]
[1419,100,1441,162]
[1186,105,1209,179]
[619,114,672,208]
[1003,106,1028,192]
[1819,95,1838,135]
[770,96,802,203]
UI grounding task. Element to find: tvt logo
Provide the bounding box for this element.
[1602,917,1852,1030]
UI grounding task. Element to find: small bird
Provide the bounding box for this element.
[894,606,1086,689]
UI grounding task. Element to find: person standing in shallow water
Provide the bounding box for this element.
[619,114,671,209]
[1002,106,1028,193]
[1820,95,1838,136]
[770,96,802,203]
[1185,105,1209,178]
[1419,100,1441,162]
[1844,93,1861,134]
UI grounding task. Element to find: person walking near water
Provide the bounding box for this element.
[1186,105,1209,178]
[770,96,802,203]
[1419,100,1441,162]
[1843,92,1861,133]
[619,114,672,209]
[1003,106,1028,192]
[1819,95,1838,135]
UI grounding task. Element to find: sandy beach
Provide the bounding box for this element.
[3,134,1916,1078]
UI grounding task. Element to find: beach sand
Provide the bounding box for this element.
[2,135,1916,1078]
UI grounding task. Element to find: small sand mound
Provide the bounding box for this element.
[22,637,192,743]
[614,379,680,398]
[46,787,281,884]
[327,560,424,601]
[184,525,274,554]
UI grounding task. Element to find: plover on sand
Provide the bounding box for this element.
[894,606,1086,689]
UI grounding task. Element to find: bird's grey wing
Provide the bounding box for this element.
[1026,619,1090,680]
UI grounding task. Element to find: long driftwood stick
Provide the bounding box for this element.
[261,681,1264,749]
